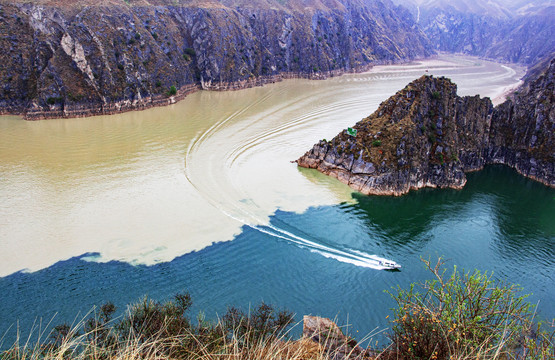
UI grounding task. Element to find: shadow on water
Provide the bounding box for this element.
[463,167,554,262]
[347,165,554,255]
[1,166,553,350]
[0,223,401,350]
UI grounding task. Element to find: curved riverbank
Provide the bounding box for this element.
[15,64,379,120]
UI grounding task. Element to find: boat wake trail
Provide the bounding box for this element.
[183,84,403,271]
[258,224,393,270]
[217,205,391,270]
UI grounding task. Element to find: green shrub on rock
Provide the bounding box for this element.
[386,258,538,359]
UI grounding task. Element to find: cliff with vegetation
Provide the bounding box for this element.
[297,55,555,195]
[488,55,555,185]
[0,0,432,119]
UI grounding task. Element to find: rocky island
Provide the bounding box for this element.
[297,55,555,195]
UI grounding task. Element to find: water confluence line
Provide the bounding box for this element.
[225,208,389,270]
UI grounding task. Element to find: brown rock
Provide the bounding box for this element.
[303,315,369,360]
[297,60,555,195]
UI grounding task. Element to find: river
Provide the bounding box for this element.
[1,55,553,345]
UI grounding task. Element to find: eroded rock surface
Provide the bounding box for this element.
[0,0,432,119]
[297,56,555,195]
[303,315,369,360]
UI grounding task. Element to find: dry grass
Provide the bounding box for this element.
[3,309,552,360]
[1,319,362,360]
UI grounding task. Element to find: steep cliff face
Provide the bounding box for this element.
[421,6,554,65]
[297,56,555,195]
[0,0,432,119]
[392,0,555,65]
[488,56,555,185]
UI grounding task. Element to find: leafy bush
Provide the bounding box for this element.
[184,48,196,57]
[46,96,63,105]
[67,92,84,102]
[385,258,537,359]
[116,293,195,352]
[2,283,553,360]
[222,302,294,348]
[167,85,177,96]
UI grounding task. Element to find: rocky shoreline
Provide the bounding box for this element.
[12,64,380,120]
[297,56,555,194]
[0,0,432,120]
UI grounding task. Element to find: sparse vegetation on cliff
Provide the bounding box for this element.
[2,260,553,360]
[0,0,433,119]
[297,55,555,195]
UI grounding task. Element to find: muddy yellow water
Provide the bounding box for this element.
[0,55,525,276]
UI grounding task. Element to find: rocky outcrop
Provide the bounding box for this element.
[487,55,555,185]
[297,56,555,195]
[303,315,371,360]
[0,0,432,120]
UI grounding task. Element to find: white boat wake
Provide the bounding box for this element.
[0,55,524,276]
[177,54,525,273]
[183,87,400,271]
[203,197,397,270]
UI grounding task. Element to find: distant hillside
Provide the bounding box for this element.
[392,0,555,65]
[297,54,555,195]
[396,0,554,18]
[0,0,433,119]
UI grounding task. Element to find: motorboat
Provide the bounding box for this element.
[379,259,401,270]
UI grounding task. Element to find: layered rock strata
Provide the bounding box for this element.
[0,0,432,119]
[297,57,555,195]
[487,56,555,185]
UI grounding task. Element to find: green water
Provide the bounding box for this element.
[1,55,552,345]
[0,166,552,346]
